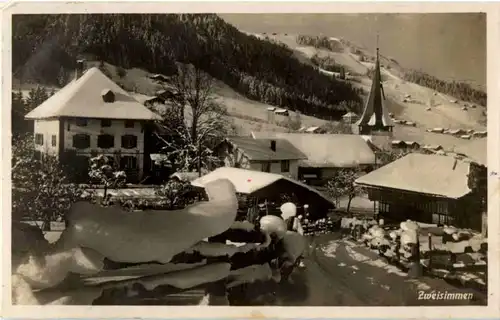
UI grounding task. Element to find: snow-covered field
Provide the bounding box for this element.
[252,32,486,150]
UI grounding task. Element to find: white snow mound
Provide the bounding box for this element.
[280,202,297,220]
[281,231,306,262]
[57,179,238,264]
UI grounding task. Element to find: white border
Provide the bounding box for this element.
[2,2,499,318]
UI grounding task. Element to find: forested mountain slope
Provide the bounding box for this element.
[12,14,363,121]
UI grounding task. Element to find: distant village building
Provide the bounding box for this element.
[391,140,420,150]
[25,61,160,182]
[342,111,359,124]
[355,153,483,230]
[251,132,376,185]
[429,128,445,134]
[448,129,466,136]
[215,136,307,180]
[354,47,394,137]
[472,131,487,138]
[305,126,325,134]
[274,108,289,116]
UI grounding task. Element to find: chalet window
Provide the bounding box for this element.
[35,133,44,146]
[51,135,56,147]
[101,119,112,127]
[281,160,290,172]
[261,162,271,173]
[124,120,135,128]
[72,134,90,149]
[121,135,137,149]
[120,156,137,170]
[379,202,390,214]
[436,201,448,214]
[97,134,115,149]
[75,118,88,127]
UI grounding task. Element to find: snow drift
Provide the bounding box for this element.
[57,179,238,264]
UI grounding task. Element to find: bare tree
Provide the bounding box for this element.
[326,168,364,213]
[153,63,231,175]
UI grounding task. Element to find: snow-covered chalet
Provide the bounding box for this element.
[24,60,161,182]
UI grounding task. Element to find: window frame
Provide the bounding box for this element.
[124,120,135,128]
[121,134,137,149]
[261,162,271,173]
[97,134,115,149]
[101,119,112,127]
[280,160,290,172]
[51,135,56,147]
[35,133,44,146]
[379,202,390,214]
[72,133,91,150]
[75,118,88,127]
[121,155,138,170]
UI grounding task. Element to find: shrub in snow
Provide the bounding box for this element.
[154,179,197,210]
[12,134,84,227]
[89,155,126,201]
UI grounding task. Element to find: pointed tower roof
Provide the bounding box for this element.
[356,47,393,129]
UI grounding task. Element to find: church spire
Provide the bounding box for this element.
[355,35,393,135]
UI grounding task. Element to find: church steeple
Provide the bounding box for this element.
[356,36,393,136]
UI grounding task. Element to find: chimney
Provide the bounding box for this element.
[75,59,85,80]
[270,140,276,152]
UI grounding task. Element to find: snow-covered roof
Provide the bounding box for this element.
[275,108,288,113]
[305,126,320,133]
[224,136,307,161]
[355,153,472,199]
[454,138,486,166]
[170,170,209,182]
[25,67,161,121]
[342,112,358,118]
[191,167,334,207]
[252,132,376,168]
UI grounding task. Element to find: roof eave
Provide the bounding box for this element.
[354,181,470,200]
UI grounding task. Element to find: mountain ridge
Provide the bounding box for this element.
[12,13,363,121]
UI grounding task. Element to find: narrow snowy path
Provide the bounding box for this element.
[275,233,486,306]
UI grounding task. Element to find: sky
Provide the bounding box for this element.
[220,13,486,90]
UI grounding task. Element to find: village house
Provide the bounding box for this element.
[355,153,483,230]
[390,140,421,150]
[191,167,336,219]
[24,61,160,182]
[251,132,376,185]
[215,136,307,180]
[342,111,359,125]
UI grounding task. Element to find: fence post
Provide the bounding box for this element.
[428,233,432,271]
[395,236,401,263]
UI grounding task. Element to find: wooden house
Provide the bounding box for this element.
[252,132,376,185]
[355,153,483,230]
[215,136,307,180]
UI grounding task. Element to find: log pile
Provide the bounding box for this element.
[344,218,487,290]
[302,217,338,236]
